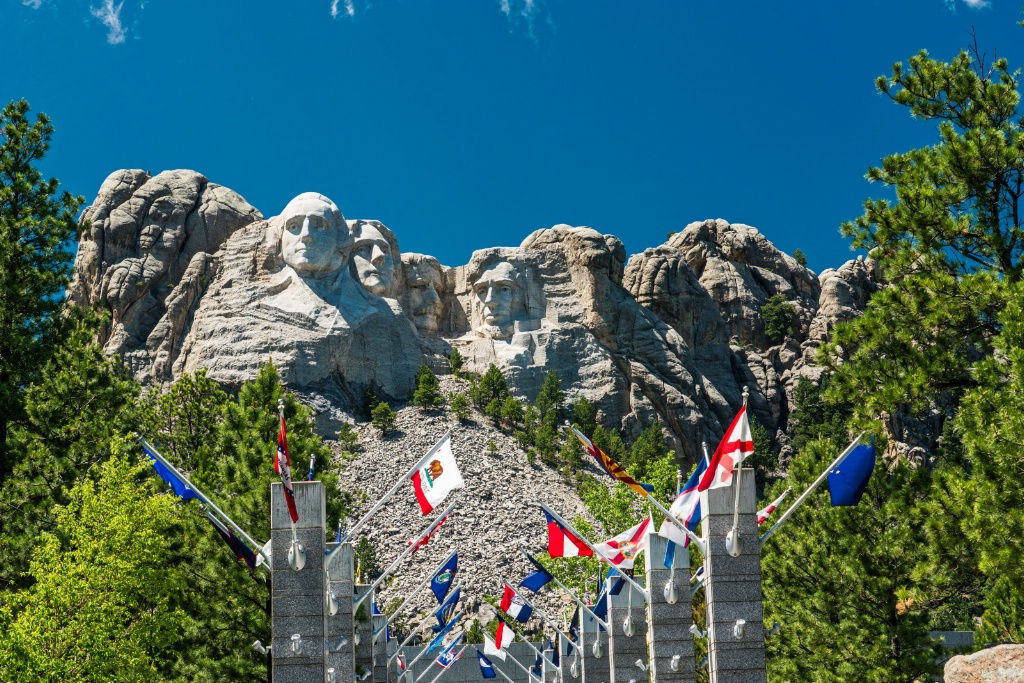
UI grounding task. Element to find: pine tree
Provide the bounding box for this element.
[448,347,464,376]
[470,364,509,409]
[535,370,565,425]
[0,100,85,479]
[792,248,807,267]
[412,365,443,411]
[372,402,398,436]
[571,395,597,436]
[761,294,797,345]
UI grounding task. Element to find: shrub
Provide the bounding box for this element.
[448,348,464,376]
[449,392,471,422]
[371,402,397,436]
[761,293,797,344]
[413,365,443,411]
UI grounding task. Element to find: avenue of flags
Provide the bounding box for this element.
[135,387,882,683]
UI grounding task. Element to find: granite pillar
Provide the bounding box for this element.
[581,604,610,683]
[326,541,356,683]
[644,531,696,683]
[700,469,767,683]
[606,578,647,683]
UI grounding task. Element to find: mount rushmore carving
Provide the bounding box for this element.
[69,169,882,462]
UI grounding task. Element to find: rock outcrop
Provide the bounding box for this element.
[944,644,1024,682]
[68,169,884,464]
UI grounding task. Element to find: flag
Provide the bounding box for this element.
[437,635,464,668]
[757,487,792,524]
[569,425,653,497]
[698,404,755,491]
[477,650,497,679]
[307,455,315,481]
[143,443,199,501]
[594,517,651,569]
[206,511,257,569]
[827,442,876,506]
[519,550,553,592]
[409,513,449,553]
[567,606,580,652]
[433,587,462,632]
[426,614,462,653]
[372,601,391,642]
[499,584,534,623]
[275,415,300,523]
[530,649,543,677]
[659,457,708,550]
[543,509,593,558]
[397,654,407,673]
[483,635,507,662]
[591,589,608,620]
[691,565,705,584]
[334,520,344,544]
[548,637,559,668]
[431,552,459,604]
[489,619,515,658]
[410,435,465,515]
[605,566,627,596]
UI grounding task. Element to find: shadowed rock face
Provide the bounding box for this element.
[68,169,883,459]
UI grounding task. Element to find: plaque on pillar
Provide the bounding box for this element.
[644,531,696,682]
[699,468,768,683]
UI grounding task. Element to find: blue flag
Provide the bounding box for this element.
[144,444,199,501]
[566,606,579,654]
[426,613,462,653]
[372,601,391,642]
[433,587,462,632]
[605,566,627,596]
[437,635,463,668]
[531,648,543,677]
[827,442,876,506]
[335,520,344,544]
[307,455,315,481]
[431,553,458,604]
[518,550,554,592]
[477,650,496,679]
[548,638,559,668]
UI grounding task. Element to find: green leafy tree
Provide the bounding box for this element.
[0,444,186,682]
[0,99,85,479]
[142,368,227,476]
[628,423,668,480]
[761,293,797,345]
[448,348,464,376]
[762,438,940,682]
[792,248,807,267]
[0,316,140,589]
[448,392,471,422]
[372,401,398,436]
[571,395,597,436]
[413,365,444,411]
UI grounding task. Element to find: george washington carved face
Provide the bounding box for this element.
[279,193,350,276]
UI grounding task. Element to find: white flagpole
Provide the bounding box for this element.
[373,548,459,643]
[355,500,458,612]
[759,432,867,545]
[403,612,465,674]
[540,502,649,600]
[725,387,749,557]
[516,546,608,628]
[424,646,468,683]
[278,400,305,570]
[389,613,437,665]
[137,435,269,564]
[501,580,575,645]
[485,656,520,683]
[343,432,452,543]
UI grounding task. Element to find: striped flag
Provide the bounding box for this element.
[499,584,533,623]
[570,425,653,497]
[275,414,299,523]
[698,405,754,492]
[757,487,792,525]
[595,517,651,569]
[543,509,593,558]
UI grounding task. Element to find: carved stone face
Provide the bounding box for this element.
[352,221,398,297]
[471,261,520,339]
[402,255,444,334]
[280,193,348,275]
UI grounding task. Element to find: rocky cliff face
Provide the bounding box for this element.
[69,169,884,464]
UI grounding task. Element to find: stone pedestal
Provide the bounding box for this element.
[644,531,696,683]
[700,469,767,683]
[372,612,389,683]
[326,541,356,683]
[581,605,610,683]
[271,481,328,683]
[606,578,647,683]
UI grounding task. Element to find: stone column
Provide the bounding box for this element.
[700,469,767,683]
[355,585,375,681]
[326,541,356,683]
[581,605,610,683]
[271,481,328,682]
[606,578,647,683]
[372,612,389,683]
[644,531,696,683]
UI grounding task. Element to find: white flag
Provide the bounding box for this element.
[410,435,465,515]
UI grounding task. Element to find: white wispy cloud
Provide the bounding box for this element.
[331,0,355,18]
[22,0,43,9]
[499,0,542,39]
[945,0,991,10]
[91,0,126,44]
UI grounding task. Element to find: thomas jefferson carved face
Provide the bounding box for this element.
[352,221,399,297]
[401,254,444,334]
[279,193,349,276]
[471,261,520,339]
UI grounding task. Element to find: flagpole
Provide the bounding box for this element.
[725,387,749,558]
[759,432,866,545]
[540,502,649,600]
[415,640,463,683]
[137,435,269,564]
[355,500,458,612]
[423,646,467,683]
[403,612,465,674]
[374,548,459,643]
[501,579,575,644]
[389,613,437,665]
[516,546,608,628]
[564,424,706,554]
[483,655,520,683]
[278,400,304,571]
[502,636,545,683]
[343,432,452,544]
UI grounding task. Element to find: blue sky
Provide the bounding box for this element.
[3,0,1022,274]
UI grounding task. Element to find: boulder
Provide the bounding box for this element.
[944,644,1024,682]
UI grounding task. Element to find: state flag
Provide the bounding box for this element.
[437,635,464,668]
[827,442,876,506]
[659,457,707,549]
[433,587,462,632]
[477,650,497,678]
[757,487,792,524]
[518,550,553,592]
[594,517,651,569]
[569,425,653,497]
[275,415,299,523]
[206,511,257,569]
[698,405,754,492]
[499,584,533,623]
[143,443,199,501]
[543,509,593,558]
[410,435,465,515]
[431,552,458,604]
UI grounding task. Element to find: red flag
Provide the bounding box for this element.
[276,415,300,523]
[698,405,755,492]
[408,514,449,553]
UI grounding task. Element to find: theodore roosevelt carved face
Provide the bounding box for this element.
[401,254,444,335]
